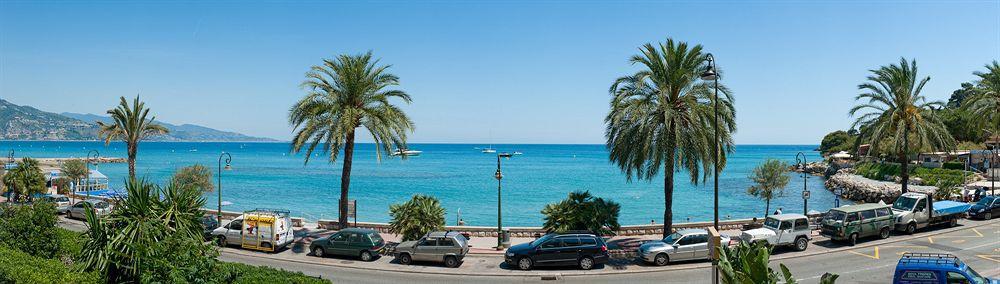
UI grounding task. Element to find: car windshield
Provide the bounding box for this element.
[93,201,109,209]
[530,234,556,247]
[827,211,846,222]
[893,196,918,211]
[763,218,780,229]
[966,266,987,284]
[369,233,383,244]
[976,196,995,206]
[55,197,69,202]
[662,232,682,244]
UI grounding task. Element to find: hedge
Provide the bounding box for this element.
[215,262,330,284]
[0,246,101,284]
[942,162,964,170]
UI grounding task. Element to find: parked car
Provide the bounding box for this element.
[393,231,469,267]
[66,199,111,220]
[40,194,71,214]
[967,195,999,220]
[200,215,219,240]
[310,228,385,261]
[211,209,295,252]
[892,192,970,234]
[820,203,894,246]
[504,232,609,270]
[638,228,732,266]
[892,252,997,284]
[740,214,812,251]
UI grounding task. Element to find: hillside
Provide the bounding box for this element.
[0,99,276,142]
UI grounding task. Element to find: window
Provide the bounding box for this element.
[691,234,708,244]
[899,270,937,281]
[541,239,563,249]
[438,238,455,247]
[915,202,927,212]
[794,219,809,230]
[846,212,859,222]
[946,272,971,284]
[780,221,793,230]
[579,237,597,246]
[860,210,876,220]
[73,203,84,208]
[369,234,383,245]
[679,235,706,245]
[331,233,348,242]
[229,220,243,230]
[561,237,581,247]
[876,208,892,217]
[348,233,362,244]
[418,238,438,247]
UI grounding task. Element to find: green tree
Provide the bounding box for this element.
[388,195,445,242]
[605,38,735,236]
[946,82,976,108]
[2,158,46,201]
[97,96,169,179]
[171,164,214,192]
[964,61,1000,135]
[818,130,857,154]
[746,159,791,217]
[289,51,415,228]
[541,191,621,236]
[0,201,61,258]
[719,241,839,284]
[849,58,955,193]
[60,159,89,193]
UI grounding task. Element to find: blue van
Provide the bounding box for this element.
[893,253,997,284]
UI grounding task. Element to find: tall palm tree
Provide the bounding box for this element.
[850,58,955,193]
[963,61,1000,135]
[61,159,89,192]
[97,96,169,179]
[606,39,736,236]
[289,51,415,228]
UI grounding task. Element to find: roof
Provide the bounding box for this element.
[88,170,108,180]
[767,213,808,221]
[676,228,708,235]
[340,227,377,234]
[897,253,964,270]
[426,231,464,238]
[830,203,890,213]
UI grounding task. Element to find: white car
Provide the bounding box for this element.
[66,199,112,220]
[740,214,812,251]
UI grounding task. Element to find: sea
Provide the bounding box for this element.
[0,141,849,227]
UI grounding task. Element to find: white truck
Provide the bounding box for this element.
[739,214,812,251]
[892,192,971,234]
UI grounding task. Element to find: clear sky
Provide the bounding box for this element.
[1,1,997,144]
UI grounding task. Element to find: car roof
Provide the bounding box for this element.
[767,214,808,220]
[340,228,377,234]
[676,228,707,235]
[897,253,965,271]
[425,231,464,238]
[831,203,889,213]
[81,199,106,204]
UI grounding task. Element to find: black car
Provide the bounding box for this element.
[504,233,609,270]
[968,195,999,220]
[201,216,220,240]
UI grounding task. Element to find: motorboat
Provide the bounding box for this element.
[392,149,423,156]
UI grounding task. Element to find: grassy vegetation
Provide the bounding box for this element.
[853,162,972,186]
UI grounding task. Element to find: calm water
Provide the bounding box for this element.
[1,141,847,226]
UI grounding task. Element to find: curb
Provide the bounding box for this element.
[221,218,1000,277]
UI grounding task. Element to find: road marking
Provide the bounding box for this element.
[928,237,935,244]
[953,239,967,244]
[927,227,985,243]
[976,255,1000,263]
[847,246,879,260]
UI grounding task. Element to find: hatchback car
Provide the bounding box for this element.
[394,231,470,267]
[638,229,732,266]
[968,195,999,220]
[67,199,111,220]
[310,228,385,262]
[41,194,72,214]
[504,233,609,270]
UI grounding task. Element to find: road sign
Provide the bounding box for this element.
[347,200,357,218]
[802,190,811,199]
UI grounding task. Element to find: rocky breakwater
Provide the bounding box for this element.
[825,169,937,203]
[791,162,828,176]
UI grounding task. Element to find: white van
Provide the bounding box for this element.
[211,209,294,252]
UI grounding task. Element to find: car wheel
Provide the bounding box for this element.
[217,236,228,247]
[849,233,858,246]
[795,237,808,251]
[949,218,958,227]
[312,247,324,257]
[578,256,595,270]
[986,212,992,220]
[880,227,890,239]
[906,223,916,235]
[445,256,459,268]
[398,253,412,265]
[517,257,533,270]
[654,253,669,266]
[360,250,374,262]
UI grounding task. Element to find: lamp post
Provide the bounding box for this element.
[86,150,99,200]
[796,152,809,214]
[494,154,504,249]
[217,152,232,225]
[700,53,720,284]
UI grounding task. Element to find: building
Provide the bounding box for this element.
[916,151,969,168]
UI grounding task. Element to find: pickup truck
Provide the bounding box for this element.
[892,192,971,234]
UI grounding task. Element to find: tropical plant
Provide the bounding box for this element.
[60,159,89,192]
[932,179,962,201]
[0,201,61,259]
[849,58,955,193]
[78,178,210,283]
[2,158,46,201]
[818,130,857,154]
[97,96,169,179]
[541,191,621,236]
[388,194,445,241]
[51,178,72,195]
[718,241,839,284]
[964,61,1000,134]
[171,164,214,192]
[746,159,791,217]
[605,38,735,236]
[289,51,415,228]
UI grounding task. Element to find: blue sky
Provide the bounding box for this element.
[1,1,997,144]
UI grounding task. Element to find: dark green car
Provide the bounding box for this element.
[310,228,385,261]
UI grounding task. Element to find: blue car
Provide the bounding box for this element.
[893,253,997,284]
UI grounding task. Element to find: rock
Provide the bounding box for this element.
[791,162,828,176]
[825,173,937,203]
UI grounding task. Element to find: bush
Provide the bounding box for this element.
[0,202,61,258]
[56,227,83,260]
[541,191,620,236]
[172,164,214,192]
[215,262,329,284]
[854,162,901,180]
[942,162,964,170]
[389,195,446,241]
[0,246,101,284]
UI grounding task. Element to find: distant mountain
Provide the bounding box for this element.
[0,99,276,142]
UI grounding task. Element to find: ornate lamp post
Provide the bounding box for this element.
[796,152,809,214]
[86,150,99,199]
[700,53,720,284]
[217,152,232,225]
[494,154,504,249]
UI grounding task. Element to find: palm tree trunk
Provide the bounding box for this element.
[900,131,910,194]
[662,120,676,238]
[339,130,356,229]
[127,143,137,180]
[765,199,771,218]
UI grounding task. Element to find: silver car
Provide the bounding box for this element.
[637,228,731,266]
[67,199,111,220]
[41,194,72,214]
[393,231,469,268]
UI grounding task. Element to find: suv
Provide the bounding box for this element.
[740,214,812,251]
[393,231,470,268]
[504,233,609,270]
[638,228,732,266]
[310,228,385,262]
[892,253,996,284]
[820,203,894,245]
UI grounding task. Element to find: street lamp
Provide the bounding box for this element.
[494,154,504,249]
[86,150,99,200]
[700,52,720,284]
[796,152,809,214]
[217,152,232,225]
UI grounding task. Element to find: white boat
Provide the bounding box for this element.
[391,149,422,156]
[481,148,496,153]
[513,151,523,155]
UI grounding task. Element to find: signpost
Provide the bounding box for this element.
[347,200,357,227]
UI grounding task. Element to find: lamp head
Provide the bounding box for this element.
[494,169,503,180]
[224,163,232,171]
[700,66,718,81]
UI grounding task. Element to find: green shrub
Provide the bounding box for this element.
[0,202,61,258]
[389,194,446,241]
[854,162,901,180]
[0,246,101,284]
[215,262,329,284]
[55,227,82,259]
[541,191,621,235]
[942,162,965,170]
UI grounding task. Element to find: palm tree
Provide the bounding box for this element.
[388,194,445,241]
[746,159,791,217]
[97,96,169,179]
[541,191,621,236]
[2,158,46,201]
[289,51,415,228]
[963,61,1000,135]
[850,58,955,193]
[60,159,89,193]
[606,39,736,236]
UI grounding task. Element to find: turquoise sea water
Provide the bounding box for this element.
[1,141,847,226]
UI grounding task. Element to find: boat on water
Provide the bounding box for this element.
[391,149,423,156]
[498,152,513,158]
[481,148,496,153]
[513,151,523,155]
